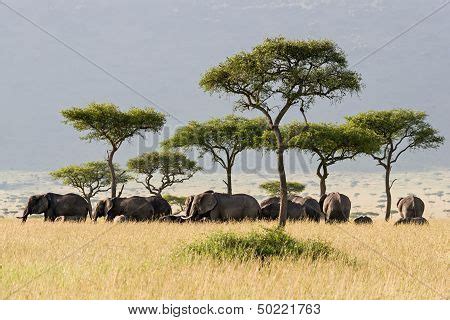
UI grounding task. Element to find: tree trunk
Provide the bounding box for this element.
[226,166,232,195]
[87,199,93,220]
[107,148,118,198]
[317,163,328,196]
[273,126,288,227]
[384,165,392,221]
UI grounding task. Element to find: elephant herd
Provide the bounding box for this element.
[18,191,428,225]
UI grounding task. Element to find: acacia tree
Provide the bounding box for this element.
[61,103,166,197]
[285,122,380,196]
[200,37,361,226]
[162,115,267,194]
[50,161,131,217]
[259,181,305,198]
[163,194,188,213]
[127,151,201,196]
[346,109,444,221]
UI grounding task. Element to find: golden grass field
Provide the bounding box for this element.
[0,219,448,300]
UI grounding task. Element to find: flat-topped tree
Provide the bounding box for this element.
[127,151,201,196]
[259,181,306,198]
[346,109,445,221]
[200,37,361,226]
[61,103,166,197]
[285,122,381,196]
[50,161,131,217]
[162,115,267,194]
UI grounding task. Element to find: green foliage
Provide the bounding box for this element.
[163,115,267,165]
[286,122,381,157]
[163,115,267,193]
[259,181,305,197]
[127,151,201,196]
[181,228,352,263]
[61,102,166,147]
[346,109,445,163]
[50,161,130,199]
[200,37,361,114]
[163,194,188,212]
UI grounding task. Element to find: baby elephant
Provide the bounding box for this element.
[113,215,128,223]
[394,217,428,226]
[54,216,86,223]
[353,215,373,224]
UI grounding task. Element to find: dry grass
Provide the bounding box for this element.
[0,219,448,299]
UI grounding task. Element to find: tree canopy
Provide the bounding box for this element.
[61,102,166,197]
[163,194,188,213]
[200,37,361,226]
[282,122,381,195]
[346,109,445,220]
[127,151,201,196]
[162,115,267,194]
[259,181,306,197]
[50,161,131,216]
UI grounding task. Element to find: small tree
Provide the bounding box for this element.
[200,37,361,226]
[162,115,267,194]
[347,109,444,221]
[163,194,188,213]
[260,181,305,198]
[285,122,381,196]
[61,102,166,198]
[50,161,131,217]
[127,151,201,196]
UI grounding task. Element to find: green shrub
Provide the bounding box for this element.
[179,227,352,264]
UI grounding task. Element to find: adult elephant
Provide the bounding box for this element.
[186,191,260,221]
[319,192,351,223]
[260,197,305,220]
[290,196,322,222]
[93,196,171,222]
[397,195,425,219]
[18,193,89,222]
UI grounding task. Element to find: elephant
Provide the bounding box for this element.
[260,197,305,220]
[18,193,89,222]
[113,215,128,223]
[319,192,351,223]
[394,217,428,226]
[290,196,322,222]
[353,215,373,224]
[54,216,88,223]
[159,212,189,223]
[397,195,425,219]
[93,196,171,222]
[186,191,260,221]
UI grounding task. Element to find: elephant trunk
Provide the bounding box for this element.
[18,208,29,222]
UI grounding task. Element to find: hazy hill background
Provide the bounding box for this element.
[0,0,448,172]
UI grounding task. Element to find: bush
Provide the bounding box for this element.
[259,181,305,197]
[180,228,352,263]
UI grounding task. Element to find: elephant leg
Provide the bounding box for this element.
[209,207,221,221]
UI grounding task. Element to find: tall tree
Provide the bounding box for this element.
[162,115,267,194]
[127,151,201,196]
[285,122,380,196]
[200,37,361,226]
[61,103,166,197]
[50,161,131,217]
[346,109,444,221]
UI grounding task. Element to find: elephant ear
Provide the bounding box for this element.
[184,196,194,216]
[396,197,404,208]
[105,199,114,215]
[319,194,327,212]
[198,193,218,214]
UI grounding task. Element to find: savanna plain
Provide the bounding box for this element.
[0,219,448,300]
